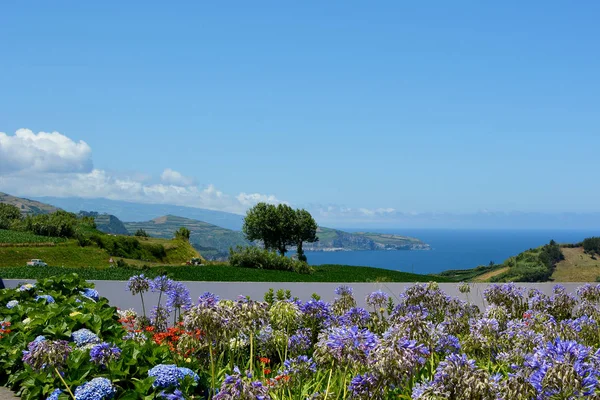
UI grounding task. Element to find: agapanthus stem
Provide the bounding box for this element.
[54,367,76,400]
[209,341,216,399]
[249,332,254,376]
[140,292,147,318]
[324,362,334,400]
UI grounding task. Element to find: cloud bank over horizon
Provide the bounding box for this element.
[0,129,287,214]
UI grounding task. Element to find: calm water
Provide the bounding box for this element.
[303,229,600,274]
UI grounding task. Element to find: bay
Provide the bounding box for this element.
[303,229,600,274]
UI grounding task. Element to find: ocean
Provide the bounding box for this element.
[303,229,600,274]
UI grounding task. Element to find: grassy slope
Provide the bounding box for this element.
[0,229,67,244]
[0,192,59,215]
[552,247,600,282]
[0,264,450,282]
[0,237,199,268]
[311,227,428,250]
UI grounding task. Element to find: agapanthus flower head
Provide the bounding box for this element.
[315,325,378,367]
[484,283,526,318]
[339,307,371,327]
[46,388,62,400]
[22,339,72,372]
[74,377,116,400]
[370,334,430,387]
[282,355,317,378]
[35,294,55,303]
[6,300,19,309]
[80,288,99,301]
[71,328,101,348]
[526,338,599,398]
[198,292,219,307]
[213,367,271,400]
[348,372,384,400]
[166,281,192,311]
[366,290,389,309]
[269,300,301,332]
[300,300,332,326]
[150,275,173,293]
[126,274,150,295]
[577,283,600,303]
[287,328,312,355]
[458,282,471,294]
[335,285,353,296]
[412,353,498,400]
[89,342,121,366]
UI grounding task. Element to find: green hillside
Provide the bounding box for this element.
[79,211,129,235]
[306,227,430,251]
[124,215,251,260]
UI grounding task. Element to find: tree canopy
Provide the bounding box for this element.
[242,202,318,259]
[0,203,22,230]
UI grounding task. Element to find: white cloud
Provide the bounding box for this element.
[236,192,287,207]
[0,129,288,214]
[0,129,92,174]
[160,168,195,186]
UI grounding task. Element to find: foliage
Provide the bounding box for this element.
[583,237,600,256]
[0,203,22,230]
[0,264,451,282]
[90,234,167,262]
[228,246,314,274]
[1,277,600,399]
[242,203,319,258]
[491,240,564,282]
[0,229,66,244]
[134,229,149,238]
[174,227,190,241]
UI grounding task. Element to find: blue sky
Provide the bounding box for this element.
[1,1,599,221]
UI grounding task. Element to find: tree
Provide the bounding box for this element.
[175,227,191,241]
[135,229,149,238]
[293,209,318,262]
[242,203,281,252]
[242,202,319,258]
[0,203,22,230]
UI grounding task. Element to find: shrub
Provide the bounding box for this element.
[582,237,600,256]
[135,229,149,238]
[229,246,313,274]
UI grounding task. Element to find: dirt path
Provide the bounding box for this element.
[0,387,17,399]
[472,267,509,282]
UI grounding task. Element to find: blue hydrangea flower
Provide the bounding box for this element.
[148,364,196,388]
[35,295,55,303]
[74,377,116,400]
[46,388,62,400]
[17,283,35,292]
[81,288,99,301]
[71,328,100,347]
[6,300,19,309]
[178,367,200,383]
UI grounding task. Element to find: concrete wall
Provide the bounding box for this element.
[1,278,592,312]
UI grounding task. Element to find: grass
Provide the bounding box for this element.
[0,237,198,268]
[0,263,451,283]
[0,229,67,244]
[436,264,505,282]
[551,247,600,282]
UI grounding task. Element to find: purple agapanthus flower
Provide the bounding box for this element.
[150,275,172,293]
[126,274,150,295]
[366,290,389,309]
[89,342,121,366]
[335,285,353,296]
[165,281,192,311]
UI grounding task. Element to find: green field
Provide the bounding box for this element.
[0,229,67,244]
[0,263,450,283]
[0,237,199,268]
